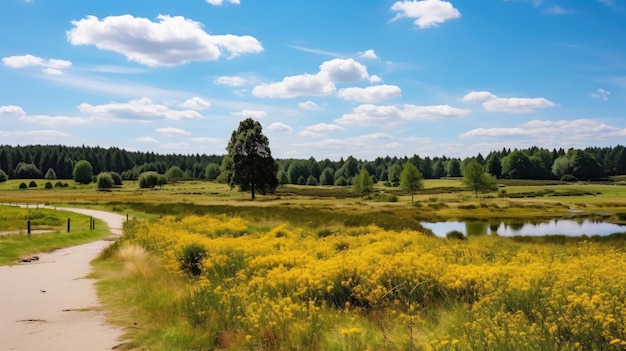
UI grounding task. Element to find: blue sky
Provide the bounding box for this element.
[1,0,625,160]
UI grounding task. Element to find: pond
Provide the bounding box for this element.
[421,219,626,237]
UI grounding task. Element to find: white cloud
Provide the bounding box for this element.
[358,49,378,60]
[191,137,222,143]
[67,15,263,67]
[337,85,402,103]
[319,58,369,82]
[232,109,267,119]
[335,103,470,125]
[136,137,159,143]
[368,75,383,83]
[252,58,370,98]
[462,90,557,113]
[267,122,293,132]
[156,127,191,136]
[589,88,610,101]
[298,101,319,110]
[0,105,26,116]
[402,136,431,143]
[0,130,70,139]
[180,97,211,111]
[78,97,204,120]
[461,119,626,142]
[206,0,240,5]
[390,0,461,29]
[214,76,247,87]
[20,115,90,125]
[2,54,72,74]
[299,123,345,137]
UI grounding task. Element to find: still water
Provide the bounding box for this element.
[421,219,626,237]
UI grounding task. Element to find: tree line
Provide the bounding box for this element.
[1,142,625,185]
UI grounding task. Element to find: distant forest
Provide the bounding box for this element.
[1,144,625,184]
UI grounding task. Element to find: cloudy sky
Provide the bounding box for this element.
[1,0,625,160]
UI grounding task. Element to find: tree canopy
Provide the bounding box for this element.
[352,168,374,199]
[463,159,498,198]
[223,118,278,199]
[73,160,93,184]
[400,162,424,203]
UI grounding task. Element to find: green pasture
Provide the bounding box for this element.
[0,206,111,265]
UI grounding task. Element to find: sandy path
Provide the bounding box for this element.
[0,206,125,350]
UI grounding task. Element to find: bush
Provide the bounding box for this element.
[138,171,161,189]
[28,180,37,188]
[446,230,466,240]
[44,168,57,180]
[177,244,207,276]
[97,172,114,190]
[19,182,27,189]
[73,160,93,184]
[561,174,578,182]
[335,176,348,186]
[306,175,319,186]
[54,181,64,188]
[110,172,123,186]
[44,182,53,189]
[0,169,8,182]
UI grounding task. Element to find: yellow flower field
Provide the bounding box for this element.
[115,214,626,350]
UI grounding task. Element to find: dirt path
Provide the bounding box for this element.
[0,206,125,350]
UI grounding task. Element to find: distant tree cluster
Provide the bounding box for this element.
[1,143,625,187]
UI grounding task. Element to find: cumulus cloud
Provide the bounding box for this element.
[156,127,191,136]
[214,75,247,87]
[267,122,293,132]
[231,109,267,119]
[252,58,370,98]
[0,105,26,116]
[337,85,401,103]
[462,90,557,113]
[335,103,470,126]
[136,137,159,143]
[298,101,319,110]
[390,0,461,29]
[67,15,263,67]
[206,0,240,5]
[2,54,72,74]
[299,123,345,137]
[589,88,610,101]
[180,97,211,111]
[78,97,204,120]
[358,49,378,60]
[461,119,626,143]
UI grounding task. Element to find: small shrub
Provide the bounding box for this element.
[317,229,333,238]
[28,181,37,188]
[334,241,350,251]
[177,244,207,276]
[446,230,466,240]
[19,182,27,189]
[54,181,64,188]
[44,182,53,189]
[561,174,578,182]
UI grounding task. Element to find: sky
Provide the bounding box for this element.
[1,0,626,161]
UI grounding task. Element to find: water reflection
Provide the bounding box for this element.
[421,219,626,237]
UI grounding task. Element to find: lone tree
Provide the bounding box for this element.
[224,118,277,199]
[400,162,424,203]
[73,160,93,184]
[352,168,374,199]
[462,159,498,198]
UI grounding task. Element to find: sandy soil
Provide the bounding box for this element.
[0,206,126,351]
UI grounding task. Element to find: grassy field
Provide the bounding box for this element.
[3,178,626,349]
[0,206,111,265]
